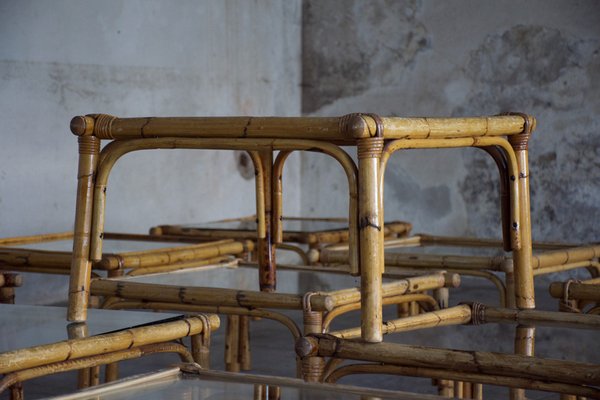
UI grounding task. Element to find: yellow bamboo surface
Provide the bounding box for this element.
[0,232,73,246]
[533,245,600,269]
[0,343,192,394]
[549,281,600,302]
[91,279,335,311]
[71,114,529,141]
[471,304,600,330]
[0,241,246,273]
[330,304,472,339]
[326,273,448,308]
[324,364,600,399]
[296,335,600,387]
[0,315,218,374]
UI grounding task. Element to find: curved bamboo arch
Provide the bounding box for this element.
[89,138,358,273]
[379,136,521,251]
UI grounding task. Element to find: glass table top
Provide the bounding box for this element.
[0,304,181,353]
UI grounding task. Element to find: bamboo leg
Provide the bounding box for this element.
[503,260,517,309]
[0,288,15,304]
[433,288,449,309]
[302,293,325,382]
[67,322,91,388]
[358,137,384,343]
[510,325,535,400]
[225,315,240,372]
[239,315,251,371]
[397,302,410,318]
[435,379,454,397]
[473,383,483,399]
[508,121,535,310]
[89,366,100,386]
[455,381,464,398]
[9,382,23,400]
[257,150,276,292]
[68,136,100,322]
[104,363,118,383]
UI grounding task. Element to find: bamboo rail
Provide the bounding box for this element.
[296,334,600,387]
[102,300,301,340]
[550,281,600,302]
[470,303,600,330]
[71,114,529,141]
[324,364,600,398]
[0,343,193,395]
[330,304,472,339]
[91,279,335,311]
[0,315,218,374]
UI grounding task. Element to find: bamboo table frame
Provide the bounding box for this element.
[92,269,458,375]
[316,234,600,308]
[0,231,250,279]
[149,216,412,265]
[0,313,219,400]
[296,314,600,399]
[68,112,535,344]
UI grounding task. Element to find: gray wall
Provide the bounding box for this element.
[302,0,600,243]
[0,0,302,303]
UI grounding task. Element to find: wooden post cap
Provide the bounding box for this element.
[70,115,95,136]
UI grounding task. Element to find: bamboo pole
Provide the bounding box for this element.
[510,325,535,400]
[0,315,218,374]
[470,304,600,330]
[126,256,233,276]
[71,114,527,142]
[0,231,73,246]
[550,282,600,302]
[533,246,600,269]
[296,335,600,386]
[322,293,439,333]
[91,279,334,311]
[0,343,192,395]
[507,115,535,309]
[96,239,247,270]
[257,149,276,292]
[272,151,292,244]
[330,304,472,339]
[239,315,251,371]
[324,364,600,398]
[326,273,452,308]
[68,136,100,322]
[102,300,301,341]
[225,315,240,372]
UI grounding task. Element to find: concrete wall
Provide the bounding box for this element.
[302,0,600,245]
[0,0,302,303]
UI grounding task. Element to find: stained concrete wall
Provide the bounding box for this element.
[0,1,301,304]
[302,0,600,246]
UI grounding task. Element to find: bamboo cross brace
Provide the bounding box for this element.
[549,281,600,302]
[102,300,302,341]
[0,343,193,395]
[470,303,600,330]
[330,304,473,339]
[71,114,529,141]
[91,279,335,311]
[323,364,600,399]
[325,273,450,308]
[0,315,218,374]
[296,335,600,386]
